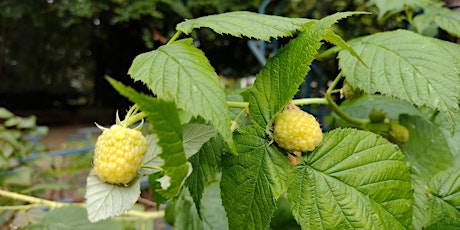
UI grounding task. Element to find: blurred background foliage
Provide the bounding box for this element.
[0,0,456,124]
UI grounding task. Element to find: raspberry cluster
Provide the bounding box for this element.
[93,124,148,185]
[273,109,323,152]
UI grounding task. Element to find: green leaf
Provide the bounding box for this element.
[338,30,460,132]
[176,11,313,41]
[430,168,460,212]
[174,183,228,230]
[323,28,367,67]
[24,206,121,230]
[400,115,455,178]
[248,12,362,129]
[108,78,190,199]
[128,39,235,154]
[85,170,141,223]
[0,107,14,119]
[288,128,413,229]
[368,0,421,19]
[186,136,223,216]
[221,125,290,230]
[182,123,217,159]
[434,10,460,38]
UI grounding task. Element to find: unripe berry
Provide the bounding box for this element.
[388,123,409,145]
[273,109,323,152]
[93,124,148,184]
[342,80,364,100]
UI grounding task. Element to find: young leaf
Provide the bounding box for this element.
[338,30,460,132]
[176,11,313,41]
[248,12,364,130]
[128,39,236,154]
[323,28,367,67]
[85,170,141,223]
[221,125,290,230]
[288,128,413,229]
[186,136,223,216]
[108,78,190,199]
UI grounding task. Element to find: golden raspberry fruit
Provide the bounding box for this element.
[273,109,323,152]
[93,124,148,184]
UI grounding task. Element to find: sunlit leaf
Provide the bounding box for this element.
[288,128,413,229]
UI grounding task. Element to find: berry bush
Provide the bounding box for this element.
[2,1,460,229]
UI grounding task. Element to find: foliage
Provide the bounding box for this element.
[87,3,458,229]
[0,107,48,186]
[2,0,460,229]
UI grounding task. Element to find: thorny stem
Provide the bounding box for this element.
[325,72,367,127]
[0,189,164,219]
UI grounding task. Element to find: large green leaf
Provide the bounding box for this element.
[186,136,223,215]
[85,170,141,223]
[176,11,312,41]
[400,114,455,179]
[128,38,235,154]
[338,30,460,132]
[108,78,189,199]
[248,12,361,130]
[25,206,121,230]
[288,128,413,229]
[221,125,290,230]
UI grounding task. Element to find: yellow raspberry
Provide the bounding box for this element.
[93,124,148,184]
[273,109,323,152]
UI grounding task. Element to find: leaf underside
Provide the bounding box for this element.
[288,128,413,229]
[85,170,141,223]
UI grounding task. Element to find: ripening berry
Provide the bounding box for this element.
[273,109,323,152]
[93,124,148,184]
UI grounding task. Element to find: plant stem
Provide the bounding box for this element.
[141,165,163,171]
[325,72,367,127]
[226,98,328,109]
[167,31,183,45]
[0,189,65,209]
[0,189,164,220]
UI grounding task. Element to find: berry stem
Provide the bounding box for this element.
[325,72,367,127]
[167,31,183,45]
